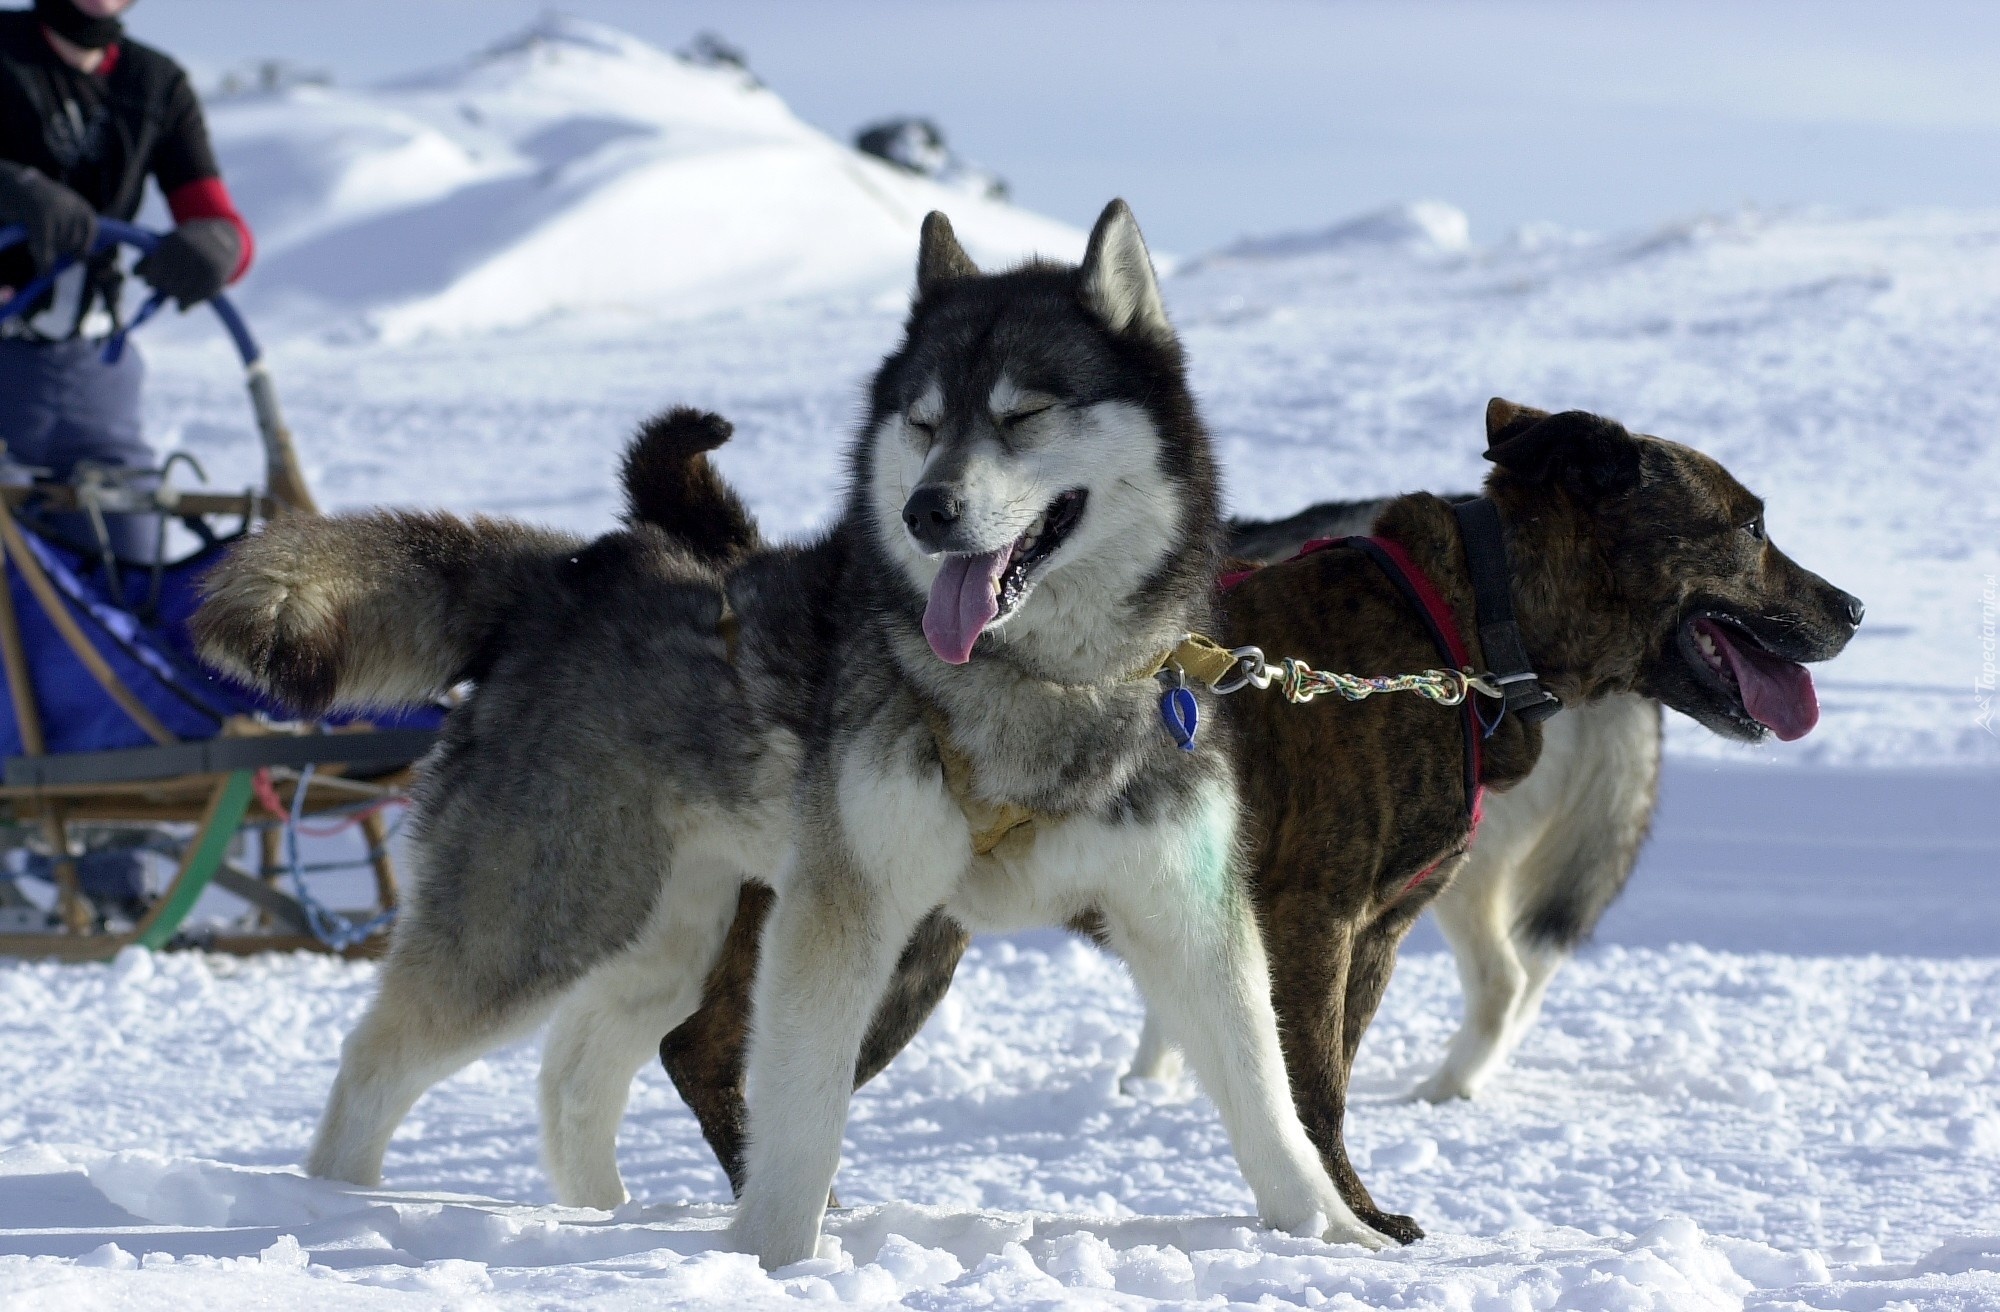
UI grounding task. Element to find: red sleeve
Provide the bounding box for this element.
[165,176,255,282]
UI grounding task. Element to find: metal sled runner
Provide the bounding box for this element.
[0,219,438,959]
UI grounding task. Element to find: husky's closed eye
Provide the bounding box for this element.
[995,398,1056,430]
[904,394,942,449]
[987,378,1058,430]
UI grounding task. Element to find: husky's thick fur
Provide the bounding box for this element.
[196,202,1385,1267]
[726,202,1378,1263]
[196,405,836,1215]
[1214,497,1664,1102]
[647,400,1863,1243]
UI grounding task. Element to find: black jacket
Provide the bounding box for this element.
[0,10,223,309]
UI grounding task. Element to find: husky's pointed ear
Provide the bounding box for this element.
[1484,408,1643,498]
[917,211,979,294]
[1078,199,1173,345]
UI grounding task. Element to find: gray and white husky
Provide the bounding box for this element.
[194,201,1384,1268]
[1125,499,1663,1101]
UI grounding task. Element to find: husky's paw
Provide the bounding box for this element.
[554,1181,630,1211]
[1119,1068,1192,1101]
[1317,1209,1393,1251]
[302,1139,383,1188]
[1121,1018,1189,1098]
[1120,1075,1191,1101]
[1265,1197,1390,1252]
[729,1201,823,1272]
[1406,1067,1480,1104]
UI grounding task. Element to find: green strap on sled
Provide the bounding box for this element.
[133,771,255,950]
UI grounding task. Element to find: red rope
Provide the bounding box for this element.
[251,767,402,836]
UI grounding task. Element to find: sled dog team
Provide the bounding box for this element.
[195,201,1861,1267]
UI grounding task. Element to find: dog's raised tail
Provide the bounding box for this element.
[193,511,582,718]
[621,406,763,564]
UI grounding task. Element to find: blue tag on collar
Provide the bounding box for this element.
[1160,685,1198,751]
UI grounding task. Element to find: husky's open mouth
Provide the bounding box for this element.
[922,489,1087,664]
[1680,612,1819,741]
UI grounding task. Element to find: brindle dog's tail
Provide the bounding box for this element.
[193,509,583,718]
[619,406,763,564]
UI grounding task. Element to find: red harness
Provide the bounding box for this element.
[1221,535,1486,895]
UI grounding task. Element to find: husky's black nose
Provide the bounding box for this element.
[903,485,962,552]
[1835,589,1865,630]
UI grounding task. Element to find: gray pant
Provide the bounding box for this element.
[0,335,155,905]
[0,335,158,560]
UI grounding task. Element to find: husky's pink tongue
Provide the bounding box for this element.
[923,547,1011,664]
[1709,623,1820,741]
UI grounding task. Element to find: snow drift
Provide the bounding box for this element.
[206,17,1083,339]
[1203,200,1472,264]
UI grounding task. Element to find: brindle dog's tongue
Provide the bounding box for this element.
[1715,628,1820,741]
[923,547,1010,665]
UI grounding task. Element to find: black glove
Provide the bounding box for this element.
[133,218,241,309]
[0,162,97,276]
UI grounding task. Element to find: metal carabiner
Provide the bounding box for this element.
[1212,645,1271,695]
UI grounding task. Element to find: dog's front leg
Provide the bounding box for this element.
[731,754,965,1270]
[1333,916,1427,1243]
[1100,790,1386,1251]
[1259,885,1423,1245]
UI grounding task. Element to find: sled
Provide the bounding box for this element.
[0,220,439,960]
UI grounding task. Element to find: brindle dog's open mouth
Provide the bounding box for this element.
[922,489,1087,664]
[1679,611,1819,741]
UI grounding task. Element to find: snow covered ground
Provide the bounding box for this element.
[2,16,1995,1310]
[2,942,1996,1308]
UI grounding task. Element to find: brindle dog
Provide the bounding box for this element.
[643,399,1862,1243]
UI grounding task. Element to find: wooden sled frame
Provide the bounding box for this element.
[0,492,436,960]
[0,283,439,958]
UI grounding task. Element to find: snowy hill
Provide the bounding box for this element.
[205,17,1083,339]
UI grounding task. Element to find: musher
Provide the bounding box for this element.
[0,0,254,916]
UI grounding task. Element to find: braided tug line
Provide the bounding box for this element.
[1164,633,1493,709]
[1269,658,1474,707]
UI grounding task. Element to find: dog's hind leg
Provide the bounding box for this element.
[541,854,743,1209]
[1412,875,1528,1103]
[308,963,552,1186]
[1499,940,1566,1061]
[1120,1009,1186,1092]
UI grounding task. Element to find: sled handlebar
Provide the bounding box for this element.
[0,219,262,367]
[0,220,315,513]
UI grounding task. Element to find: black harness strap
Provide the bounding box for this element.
[1450,498,1562,725]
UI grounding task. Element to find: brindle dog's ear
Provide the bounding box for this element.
[1485,397,1551,448]
[1484,406,1643,498]
[916,211,980,294]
